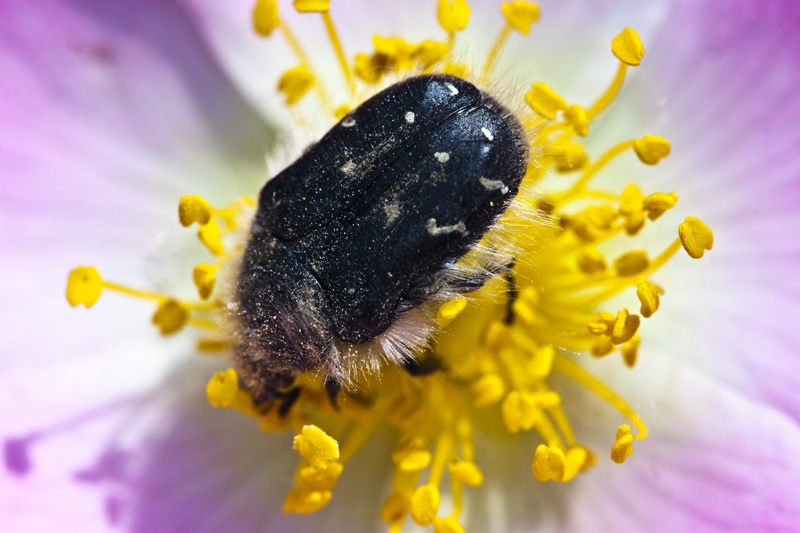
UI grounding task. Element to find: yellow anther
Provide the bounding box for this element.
[501,1,540,34]
[192,263,216,300]
[620,335,640,367]
[613,250,650,276]
[232,389,259,417]
[577,248,607,274]
[298,461,343,491]
[554,142,588,172]
[437,297,469,326]
[437,0,470,33]
[531,390,560,408]
[591,337,614,357]
[611,27,645,66]
[334,104,350,119]
[178,195,212,227]
[197,218,225,256]
[556,446,585,482]
[448,459,483,487]
[588,311,615,335]
[414,40,449,67]
[152,299,189,335]
[373,35,416,70]
[196,338,229,352]
[633,135,671,165]
[66,266,103,307]
[278,65,315,105]
[260,407,290,432]
[471,374,506,407]
[619,184,646,235]
[252,0,279,36]
[434,516,467,533]
[532,444,565,482]
[354,53,382,84]
[643,192,679,221]
[501,390,538,433]
[442,62,468,77]
[529,345,555,379]
[584,204,617,229]
[611,424,634,463]
[483,320,510,351]
[410,484,440,526]
[283,488,332,514]
[293,0,329,13]
[564,104,589,136]
[525,82,567,120]
[206,368,239,408]
[380,492,410,523]
[293,425,340,470]
[610,309,640,345]
[392,440,433,472]
[636,280,664,318]
[511,297,537,326]
[679,216,714,259]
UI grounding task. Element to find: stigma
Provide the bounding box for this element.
[67,1,712,532]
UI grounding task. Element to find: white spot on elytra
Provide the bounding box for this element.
[427,218,467,236]
[479,177,509,194]
[383,202,400,226]
[348,288,355,295]
[340,160,356,174]
[405,111,415,123]
[481,127,494,141]
[342,117,356,127]
[434,152,450,163]
[445,82,459,96]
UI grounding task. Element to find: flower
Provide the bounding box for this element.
[3,0,800,532]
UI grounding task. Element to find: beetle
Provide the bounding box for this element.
[232,74,528,403]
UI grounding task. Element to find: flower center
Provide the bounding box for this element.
[67,1,713,531]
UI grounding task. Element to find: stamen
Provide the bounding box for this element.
[636,280,664,318]
[679,216,714,258]
[152,299,189,335]
[321,12,354,93]
[197,218,225,255]
[532,444,565,482]
[178,195,212,227]
[437,297,469,326]
[278,65,315,105]
[193,263,217,300]
[206,368,239,408]
[292,1,353,94]
[448,460,483,487]
[525,82,567,120]
[437,0,470,50]
[277,21,331,107]
[552,354,648,440]
[252,0,279,36]
[293,425,340,470]
[613,250,650,277]
[610,424,634,464]
[642,191,678,220]
[410,484,440,526]
[433,515,467,533]
[501,1,540,34]
[611,28,645,66]
[66,266,103,307]
[584,28,643,119]
[633,135,671,165]
[620,335,640,368]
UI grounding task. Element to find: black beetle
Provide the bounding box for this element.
[233,74,528,402]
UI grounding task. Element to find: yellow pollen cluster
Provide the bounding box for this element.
[67,2,714,532]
